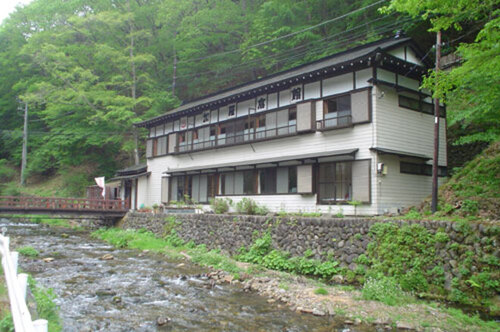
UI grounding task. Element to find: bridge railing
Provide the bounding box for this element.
[0,196,129,212]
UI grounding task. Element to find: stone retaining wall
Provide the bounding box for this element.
[120,212,497,271]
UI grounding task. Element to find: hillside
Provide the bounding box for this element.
[422,141,500,220]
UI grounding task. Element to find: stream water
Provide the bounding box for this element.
[3,218,373,332]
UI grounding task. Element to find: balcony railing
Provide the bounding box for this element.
[316,115,352,130]
[175,123,297,153]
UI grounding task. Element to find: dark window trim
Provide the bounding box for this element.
[400,161,447,177]
[146,87,372,136]
[147,87,372,158]
[315,158,372,205]
[398,94,446,118]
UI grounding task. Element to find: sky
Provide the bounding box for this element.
[0,0,33,24]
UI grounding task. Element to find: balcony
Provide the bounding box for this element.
[316,114,352,131]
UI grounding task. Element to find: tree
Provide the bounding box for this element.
[382,0,500,144]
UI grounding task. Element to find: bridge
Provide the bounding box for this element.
[0,196,129,219]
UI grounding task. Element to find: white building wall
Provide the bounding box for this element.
[375,85,447,165]
[136,176,149,208]
[375,154,446,214]
[146,119,377,214]
[373,85,447,214]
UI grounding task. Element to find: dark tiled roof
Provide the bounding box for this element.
[136,36,421,127]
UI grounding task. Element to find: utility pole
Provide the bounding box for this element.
[431,30,442,213]
[20,101,28,186]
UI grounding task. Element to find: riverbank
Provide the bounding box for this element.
[93,227,499,331]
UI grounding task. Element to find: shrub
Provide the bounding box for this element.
[314,287,328,295]
[361,277,411,306]
[17,246,39,257]
[404,208,422,219]
[210,198,231,214]
[366,222,438,292]
[235,198,268,215]
[461,199,479,216]
[434,231,450,243]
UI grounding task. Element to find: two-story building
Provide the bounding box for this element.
[132,36,447,215]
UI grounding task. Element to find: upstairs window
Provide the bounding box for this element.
[321,94,351,129]
[203,112,210,123]
[228,105,236,117]
[398,92,445,116]
[257,97,266,110]
[291,87,302,101]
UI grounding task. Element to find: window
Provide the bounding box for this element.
[203,112,210,123]
[291,87,301,101]
[398,93,446,116]
[400,162,447,177]
[171,108,299,154]
[318,162,352,204]
[257,98,266,109]
[322,94,351,129]
[243,170,256,194]
[228,105,236,117]
[260,168,277,194]
[288,166,297,193]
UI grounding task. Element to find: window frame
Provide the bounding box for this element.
[317,161,353,205]
[319,92,353,130]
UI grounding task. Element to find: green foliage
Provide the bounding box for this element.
[402,208,422,220]
[0,314,14,332]
[366,222,439,292]
[92,228,169,252]
[335,211,344,218]
[210,198,232,214]
[235,198,269,215]
[361,277,413,306]
[28,276,61,332]
[383,1,500,145]
[434,232,450,243]
[17,246,39,257]
[236,233,340,279]
[314,287,328,295]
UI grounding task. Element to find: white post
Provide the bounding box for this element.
[33,319,48,332]
[11,251,18,273]
[18,273,28,300]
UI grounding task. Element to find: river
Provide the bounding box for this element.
[2,218,375,331]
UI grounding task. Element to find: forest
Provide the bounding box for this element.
[0,0,498,196]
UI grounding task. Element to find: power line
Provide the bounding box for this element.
[178,0,388,64]
[174,15,410,84]
[172,18,411,90]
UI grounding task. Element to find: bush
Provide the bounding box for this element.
[314,287,328,295]
[210,198,231,214]
[361,277,412,306]
[235,198,268,215]
[17,246,39,257]
[366,222,438,292]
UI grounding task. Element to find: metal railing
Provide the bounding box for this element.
[0,234,47,332]
[316,115,352,130]
[0,196,129,212]
[176,124,297,153]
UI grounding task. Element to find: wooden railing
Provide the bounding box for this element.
[0,196,129,212]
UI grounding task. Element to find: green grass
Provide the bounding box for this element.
[92,228,243,273]
[443,307,499,332]
[17,246,39,258]
[314,287,328,295]
[361,277,414,306]
[28,276,61,332]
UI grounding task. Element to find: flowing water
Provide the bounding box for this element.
[3,218,372,332]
